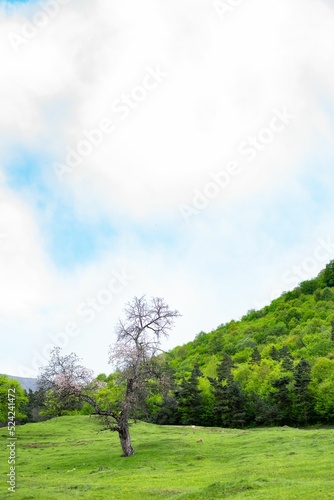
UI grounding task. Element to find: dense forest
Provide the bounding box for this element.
[151,261,334,427]
[2,262,334,429]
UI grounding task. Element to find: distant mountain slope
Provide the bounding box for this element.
[4,375,37,392]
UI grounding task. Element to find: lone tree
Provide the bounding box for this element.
[38,296,180,457]
[108,296,181,456]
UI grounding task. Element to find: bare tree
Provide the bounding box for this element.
[108,296,181,456]
[37,296,180,457]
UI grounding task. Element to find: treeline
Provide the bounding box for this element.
[9,345,333,429]
[148,351,332,428]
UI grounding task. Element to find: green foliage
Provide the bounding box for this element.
[321,287,333,300]
[216,353,234,382]
[208,368,248,428]
[299,279,318,295]
[292,360,313,425]
[322,260,334,287]
[177,364,205,425]
[23,388,47,423]
[251,347,261,364]
[310,358,334,419]
[269,346,280,361]
[0,375,27,424]
[270,376,293,425]
[40,390,83,418]
[161,262,334,428]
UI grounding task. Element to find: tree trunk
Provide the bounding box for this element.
[118,420,135,457]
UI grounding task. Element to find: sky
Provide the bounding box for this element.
[1,0,334,377]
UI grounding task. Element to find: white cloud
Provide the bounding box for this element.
[1,0,334,376]
[0,184,53,317]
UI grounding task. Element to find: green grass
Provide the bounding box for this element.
[1,417,334,499]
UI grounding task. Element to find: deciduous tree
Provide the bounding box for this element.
[0,376,27,425]
[108,296,180,455]
[39,296,180,457]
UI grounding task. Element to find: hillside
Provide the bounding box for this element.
[156,262,334,427]
[168,262,334,369]
[0,416,333,499]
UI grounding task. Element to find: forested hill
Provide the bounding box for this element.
[156,261,334,427]
[167,262,334,373]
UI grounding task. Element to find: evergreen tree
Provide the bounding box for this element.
[219,381,247,428]
[209,354,247,428]
[282,356,294,372]
[293,359,313,425]
[208,353,234,426]
[280,346,294,372]
[269,346,280,361]
[177,364,204,425]
[208,376,226,426]
[248,392,276,426]
[217,353,234,382]
[270,376,293,425]
[251,347,261,364]
[154,393,180,425]
[279,346,291,359]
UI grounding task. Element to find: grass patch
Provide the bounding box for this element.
[0,416,333,498]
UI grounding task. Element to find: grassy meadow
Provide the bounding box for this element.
[1,416,334,499]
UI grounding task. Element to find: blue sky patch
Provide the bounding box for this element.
[4,150,117,270]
